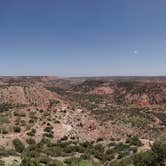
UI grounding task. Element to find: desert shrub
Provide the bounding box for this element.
[112,137,166,166]
[0,114,10,125]
[94,144,104,153]
[0,160,5,166]
[43,126,54,138]
[117,151,130,159]
[43,112,51,117]
[39,155,49,164]
[27,150,40,158]
[47,122,51,126]
[63,145,80,154]
[113,143,130,153]
[64,157,94,166]
[133,151,157,166]
[0,149,17,157]
[49,159,64,166]
[64,157,80,166]
[20,120,26,126]
[20,157,41,166]
[29,119,35,123]
[126,136,142,146]
[47,117,52,121]
[15,118,21,125]
[13,126,21,133]
[153,112,166,126]
[22,145,41,158]
[129,147,138,154]
[96,137,104,142]
[27,128,36,136]
[109,142,116,147]
[151,140,166,159]
[103,154,115,162]
[54,120,60,124]
[49,99,60,108]
[60,136,68,141]
[44,126,53,133]
[93,144,105,161]
[111,157,133,166]
[26,138,36,145]
[44,146,63,157]
[0,103,13,112]
[13,138,25,153]
[75,145,86,153]
[80,153,91,160]
[39,137,51,146]
[2,128,8,134]
[131,139,166,166]
[104,149,115,161]
[80,141,93,149]
[13,111,26,117]
[43,132,54,138]
[29,111,36,117]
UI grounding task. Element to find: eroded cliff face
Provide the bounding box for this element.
[0,84,63,109]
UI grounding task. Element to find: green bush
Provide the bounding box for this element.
[21,157,41,166]
[43,132,54,138]
[13,138,25,153]
[126,136,142,146]
[13,126,21,133]
[0,103,13,112]
[80,153,91,160]
[44,146,63,157]
[112,143,130,153]
[60,136,68,141]
[2,128,8,134]
[44,126,53,133]
[133,151,157,166]
[13,111,26,117]
[0,160,5,166]
[96,137,104,142]
[39,155,49,164]
[112,137,166,166]
[49,159,64,166]
[26,138,36,145]
[27,128,36,136]
[0,149,17,157]
[23,145,41,158]
[64,157,80,166]
[152,141,166,159]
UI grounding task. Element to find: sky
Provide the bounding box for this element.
[0,0,166,76]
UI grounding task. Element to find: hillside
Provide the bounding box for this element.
[0,76,166,165]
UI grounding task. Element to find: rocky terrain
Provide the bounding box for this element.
[0,76,166,165]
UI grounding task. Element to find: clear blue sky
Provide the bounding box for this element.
[0,0,166,76]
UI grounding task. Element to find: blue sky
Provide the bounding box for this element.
[0,0,166,76]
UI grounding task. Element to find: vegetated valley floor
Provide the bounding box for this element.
[0,76,166,166]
